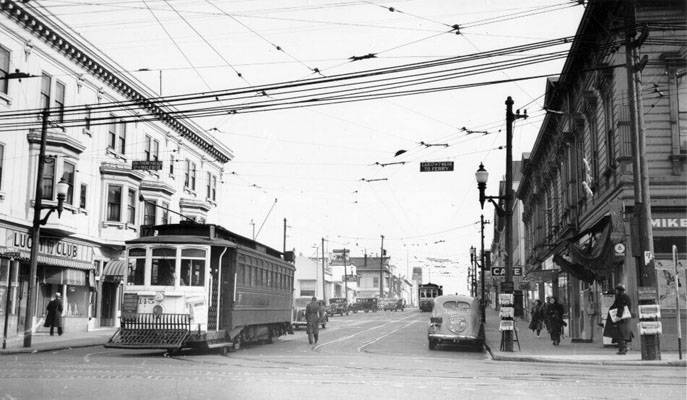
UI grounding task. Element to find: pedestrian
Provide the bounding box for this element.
[603,283,634,355]
[541,296,552,334]
[44,293,63,336]
[305,296,321,345]
[546,296,565,346]
[528,299,544,337]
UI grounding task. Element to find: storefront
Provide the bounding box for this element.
[1,226,95,337]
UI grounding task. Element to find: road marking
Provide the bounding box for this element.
[357,320,419,352]
[314,313,417,351]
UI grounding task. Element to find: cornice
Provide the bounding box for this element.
[0,0,233,164]
[100,162,145,182]
[27,127,86,154]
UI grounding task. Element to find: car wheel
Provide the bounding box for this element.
[428,340,437,350]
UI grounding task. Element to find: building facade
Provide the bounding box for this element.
[0,0,232,342]
[517,1,686,347]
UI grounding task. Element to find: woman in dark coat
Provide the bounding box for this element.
[603,283,633,355]
[546,297,565,346]
[528,299,544,336]
[44,293,63,336]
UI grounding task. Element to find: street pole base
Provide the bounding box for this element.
[640,334,661,360]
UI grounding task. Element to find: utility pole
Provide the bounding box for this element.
[343,248,348,302]
[379,235,384,297]
[24,108,50,348]
[480,214,487,323]
[625,1,659,360]
[283,218,287,254]
[321,237,326,303]
[502,96,527,352]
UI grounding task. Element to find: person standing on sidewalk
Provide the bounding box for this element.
[528,299,544,337]
[603,283,633,355]
[44,293,63,336]
[305,296,321,345]
[546,297,565,346]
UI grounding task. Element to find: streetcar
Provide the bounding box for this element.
[418,283,443,312]
[105,222,295,353]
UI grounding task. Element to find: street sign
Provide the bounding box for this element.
[132,160,163,170]
[513,267,522,276]
[332,249,349,254]
[420,161,454,172]
[491,267,505,276]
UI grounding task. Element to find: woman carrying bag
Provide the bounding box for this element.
[603,283,633,355]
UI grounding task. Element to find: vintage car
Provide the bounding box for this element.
[292,297,328,330]
[381,298,404,312]
[427,294,482,350]
[328,297,349,316]
[353,297,378,313]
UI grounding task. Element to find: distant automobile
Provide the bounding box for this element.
[292,297,311,330]
[381,298,404,312]
[427,294,482,350]
[354,297,378,313]
[328,297,349,316]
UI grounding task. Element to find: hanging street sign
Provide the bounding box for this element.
[491,267,505,276]
[420,161,454,172]
[513,267,522,276]
[132,160,163,170]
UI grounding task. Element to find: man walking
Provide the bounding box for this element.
[305,296,321,345]
[44,293,63,336]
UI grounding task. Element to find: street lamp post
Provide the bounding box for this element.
[24,109,70,348]
[480,214,487,323]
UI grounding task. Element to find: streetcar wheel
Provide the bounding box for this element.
[232,336,242,351]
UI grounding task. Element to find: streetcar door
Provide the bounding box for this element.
[219,251,235,330]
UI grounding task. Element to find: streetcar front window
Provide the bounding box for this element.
[127,248,145,285]
[181,248,206,287]
[151,247,176,286]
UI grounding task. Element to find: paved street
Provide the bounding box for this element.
[1,310,685,400]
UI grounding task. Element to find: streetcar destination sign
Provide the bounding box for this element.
[420,161,454,172]
[132,160,163,170]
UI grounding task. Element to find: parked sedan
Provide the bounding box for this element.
[427,294,482,350]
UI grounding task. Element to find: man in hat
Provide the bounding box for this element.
[305,296,322,345]
[44,292,63,336]
[603,283,633,354]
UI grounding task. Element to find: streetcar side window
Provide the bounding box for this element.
[180,248,206,287]
[151,247,176,286]
[127,248,145,285]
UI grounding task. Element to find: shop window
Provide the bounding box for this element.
[127,248,145,285]
[151,247,176,286]
[127,188,136,224]
[106,185,122,221]
[0,46,8,95]
[180,248,205,286]
[54,81,65,123]
[63,162,75,205]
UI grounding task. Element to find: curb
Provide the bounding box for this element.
[0,341,106,355]
[483,339,686,367]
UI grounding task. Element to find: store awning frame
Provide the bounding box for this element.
[103,260,127,276]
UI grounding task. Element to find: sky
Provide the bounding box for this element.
[37,0,585,295]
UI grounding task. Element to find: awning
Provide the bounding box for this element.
[16,250,94,270]
[103,260,127,276]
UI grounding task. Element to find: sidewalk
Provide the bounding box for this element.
[1,327,117,355]
[483,308,686,367]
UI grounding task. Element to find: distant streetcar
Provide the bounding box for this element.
[105,223,295,353]
[418,283,443,312]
